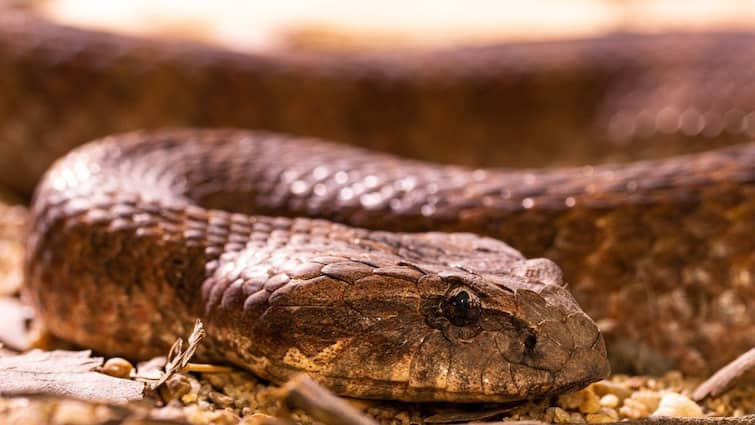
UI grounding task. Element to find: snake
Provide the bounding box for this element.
[2,9,754,403]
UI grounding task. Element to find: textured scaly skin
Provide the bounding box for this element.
[27,129,609,402]
[3,10,754,379]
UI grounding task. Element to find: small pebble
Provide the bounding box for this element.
[552,407,573,423]
[100,357,133,378]
[653,392,704,417]
[206,409,240,425]
[586,407,620,423]
[557,390,585,409]
[630,390,662,412]
[209,391,235,409]
[599,394,619,408]
[181,392,199,404]
[569,411,586,423]
[620,398,652,419]
[591,380,633,400]
[579,390,601,414]
[160,374,192,403]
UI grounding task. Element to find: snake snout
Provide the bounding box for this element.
[413,264,610,401]
[509,258,565,286]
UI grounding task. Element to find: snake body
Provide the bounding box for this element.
[5,10,755,401]
[27,129,610,402]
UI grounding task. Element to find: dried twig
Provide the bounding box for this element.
[149,319,206,391]
[183,363,233,373]
[277,374,378,425]
[693,348,755,401]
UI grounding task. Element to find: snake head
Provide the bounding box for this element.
[411,264,610,402]
[212,228,609,402]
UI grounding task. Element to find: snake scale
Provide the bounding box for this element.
[1,9,754,403]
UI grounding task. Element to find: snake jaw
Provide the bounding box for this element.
[506,286,610,395]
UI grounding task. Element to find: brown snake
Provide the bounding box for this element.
[1,10,754,403]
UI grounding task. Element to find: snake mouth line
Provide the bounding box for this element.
[259,359,597,403]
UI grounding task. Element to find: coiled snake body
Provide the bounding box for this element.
[3,10,754,402]
[27,129,611,402]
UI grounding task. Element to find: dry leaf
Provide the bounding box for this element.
[278,374,378,425]
[0,349,144,403]
[693,348,755,401]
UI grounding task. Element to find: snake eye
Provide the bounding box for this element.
[441,289,481,327]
